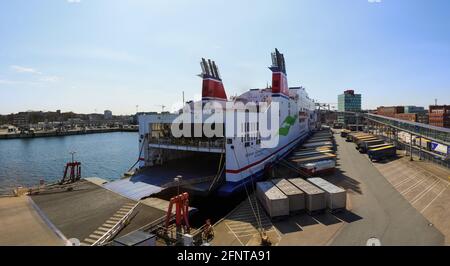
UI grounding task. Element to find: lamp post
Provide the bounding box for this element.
[174,175,182,195]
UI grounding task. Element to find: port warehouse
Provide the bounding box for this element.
[255,129,347,219]
[336,112,450,168]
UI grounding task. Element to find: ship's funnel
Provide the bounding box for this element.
[269,48,289,96]
[200,58,227,101]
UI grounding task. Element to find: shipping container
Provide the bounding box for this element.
[288,178,326,212]
[271,178,305,213]
[256,182,289,218]
[307,178,346,211]
[368,145,396,161]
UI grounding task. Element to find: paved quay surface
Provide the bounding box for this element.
[330,132,444,246]
[0,196,64,246]
[373,156,450,244]
[211,131,444,246]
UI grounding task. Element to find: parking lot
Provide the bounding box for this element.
[373,157,450,244]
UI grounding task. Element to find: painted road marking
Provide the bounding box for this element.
[421,185,449,213]
[410,179,441,204]
[400,178,427,195]
[393,173,421,188]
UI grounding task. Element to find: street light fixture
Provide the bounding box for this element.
[174,175,183,195]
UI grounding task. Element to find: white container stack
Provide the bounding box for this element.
[256,181,289,218]
[288,178,326,213]
[307,178,347,212]
[271,178,305,213]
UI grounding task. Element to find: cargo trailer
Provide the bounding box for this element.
[299,160,336,176]
[346,132,368,142]
[271,178,305,213]
[354,135,376,144]
[306,137,334,143]
[354,137,379,147]
[340,130,350,138]
[291,153,337,164]
[302,141,334,149]
[358,139,385,153]
[288,178,326,213]
[291,150,334,158]
[368,145,396,161]
[256,182,289,218]
[307,178,346,212]
[296,145,334,152]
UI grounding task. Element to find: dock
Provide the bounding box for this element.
[210,130,445,246]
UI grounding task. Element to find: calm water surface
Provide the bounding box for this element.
[0,132,138,193]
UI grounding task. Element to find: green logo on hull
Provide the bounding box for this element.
[278,115,298,136]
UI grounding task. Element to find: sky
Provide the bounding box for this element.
[1,0,449,115]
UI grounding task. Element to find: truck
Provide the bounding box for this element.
[367,145,397,161]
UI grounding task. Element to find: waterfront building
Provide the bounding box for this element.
[429,105,450,128]
[338,90,362,125]
[104,110,113,120]
[404,106,425,114]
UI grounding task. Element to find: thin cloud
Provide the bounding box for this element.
[39,76,61,83]
[10,65,42,75]
[67,0,81,3]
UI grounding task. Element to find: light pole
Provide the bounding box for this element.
[69,151,76,163]
[174,175,182,195]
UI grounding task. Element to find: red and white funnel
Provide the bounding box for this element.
[269,48,289,97]
[200,58,227,101]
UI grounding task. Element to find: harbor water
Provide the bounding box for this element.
[0,132,138,194]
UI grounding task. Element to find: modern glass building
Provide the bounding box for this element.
[338,90,362,125]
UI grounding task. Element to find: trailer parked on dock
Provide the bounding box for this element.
[307,136,334,143]
[291,149,334,158]
[271,178,305,213]
[291,153,337,165]
[256,182,289,219]
[288,178,326,213]
[299,160,336,176]
[307,178,346,212]
[358,139,385,153]
[296,145,334,153]
[340,130,350,138]
[346,132,368,142]
[302,141,334,149]
[354,135,376,144]
[367,145,396,161]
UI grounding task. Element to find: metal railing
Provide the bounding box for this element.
[149,137,225,149]
[91,203,140,246]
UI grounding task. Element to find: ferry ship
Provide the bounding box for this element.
[133,49,318,198]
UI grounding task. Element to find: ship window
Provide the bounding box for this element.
[227,138,232,144]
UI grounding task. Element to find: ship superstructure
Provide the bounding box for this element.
[137,49,318,197]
